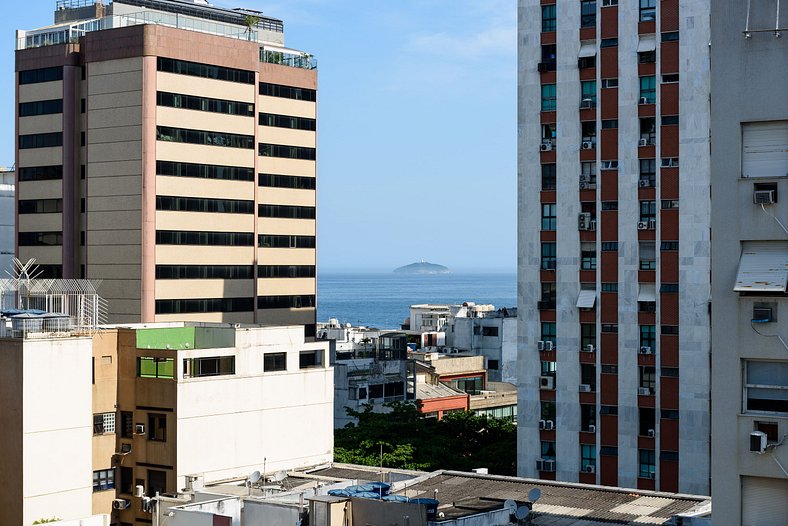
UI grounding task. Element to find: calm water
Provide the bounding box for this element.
[317,272,517,329]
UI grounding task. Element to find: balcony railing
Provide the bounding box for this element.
[260,48,317,70]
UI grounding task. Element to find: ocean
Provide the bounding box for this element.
[317,272,517,329]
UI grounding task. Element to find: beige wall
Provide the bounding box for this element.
[0,339,24,526]
[156,279,255,299]
[156,211,254,232]
[256,277,315,295]
[157,176,254,200]
[258,218,316,236]
[257,248,316,265]
[17,180,63,200]
[258,187,316,206]
[92,330,118,515]
[156,246,254,265]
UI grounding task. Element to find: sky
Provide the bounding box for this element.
[0,0,517,273]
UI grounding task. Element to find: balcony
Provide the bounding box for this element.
[261,47,318,70]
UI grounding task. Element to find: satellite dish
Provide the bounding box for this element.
[504,499,517,512]
[515,506,530,520]
[249,471,261,484]
[273,470,287,482]
[528,488,542,503]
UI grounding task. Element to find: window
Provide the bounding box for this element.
[601,160,619,170]
[18,165,63,181]
[581,362,596,389]
[742,121,788,178]
[581,122,596,144]
[581,161,597,187]
[93,469,115,492]
[473,325,482,336]
[156,297,254,314]
[541,401,556,421]
[156,196,254,214]
[639,0,656,21]
[600,405,618,415]
[581,404,596,431]
[601,324,618,333]
[19,66,63,84]
[661,31,679,42]
[19,99,63,117]
[148,414,167,441]
[482,326,499,337]
[639,449,656,478]
[156,265,254,280]
[541,322,556,344]
[601,242,618,252]
[541,361,556,376]
[541,4,556,32]
[638,50,656,63]
[661,241,679,251]
[600,38,618,48]
[119,466,133,495]
[183,356,235,378]
[541,441,556,461]
[601,446,618,456]
[601,119,618,129]
[259,82,316,101]
[447,376,483,395]
[639,408,656,436]
[541,283,557,308]
[661,367,679,378]
[542,203,557,230]
[745,361,788,413]
[259,112,316,131]
[581,324,596,348]
[541,243,556,270]
[660,283,679,293]
[258,204,316,219]
[488,359,500,370]
[156,126,254,149]
[157,91,254,117]
[93,412,115,435]
[581,444,596,471]
[257,295,316,309]
[157,160,254,182]
[640,117,656,144]
[158,57,255,84]
[639,201,657,222]
[640,326,656,349]
[81,98,86,113]
[258,265,316,278]
[601,202,618,212]
[661,157,679,168]
[18,132,62,149]
[137,357,174,379]
[259,173,316,190]
[541,84,556,111]
[581,81,597,107]
[259,234,315,249]
[601,78,618,88]
[661,115,679,126]
[638,366,657,390]
[541,44,557,70]
[542,123,557,143]
[121,412,133,439]
[601,282,618,292]
[299,349,324,369]
[639,76,656,103]
[661,199,679,209]
[156,230,254,246]
[662,409,679,419]
[662,73,679,83]
[581,243,597,270]
[640,159,656,187]
[147,469,167,497]
[264,352,287,372]
[18,199,63,214]
[542,164,556,190]
[580,0,596,27]
[601,0,618,5]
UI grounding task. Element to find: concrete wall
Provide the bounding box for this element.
[0,171,14,274]
[710,0,788,521]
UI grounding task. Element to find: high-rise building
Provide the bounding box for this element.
[516,0,711,494]
[710,1,788,523]
[15,0,318,334]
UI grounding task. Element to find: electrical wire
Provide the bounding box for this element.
[760,203,788,235]
[750,320,788,352]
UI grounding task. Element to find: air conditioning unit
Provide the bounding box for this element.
[639,138,649,146]
[544,420,555,431]
[588,424,596,433]
[540,142,553,151]
[135,424,145,435]
[753,307,773,323]
[539,419,546,430]
[543,459,556,472]
[584,465,596,474]
[648,219,657,229]
[584,344,596,352]
[589,219,597,231]
[753,190,775,205]
[579,384,592,392]
[112,499,131,510]
[647,429,656,438]
[648,472,656,480]
[579,212,592,230]
[639,97,649,104]
[536,459,545,471]
[579,173,591,183]
[639,346,653,354]
[135,485,145,498]
[639,179,650,188]
[540,376,555,390]
[537,340,545,351]
[638,387,652,396]
[637,221,649,230]
[538,62,549,73]
[580,98,594,109]
[545,341,554,351]
[750,431,768,453]
[582,141,594,149]
[579,181,589,190]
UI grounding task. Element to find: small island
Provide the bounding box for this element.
[393,261,450,275]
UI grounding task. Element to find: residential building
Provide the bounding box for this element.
[408,304,452,332]
[15,0,318,333]
[710,1,788,523]
[517,0,711,493]
[0,169,13,273]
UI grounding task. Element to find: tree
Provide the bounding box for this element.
[243,15,260,41]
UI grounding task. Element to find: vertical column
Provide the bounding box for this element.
[62,64,79,277]
[140,56,157,322]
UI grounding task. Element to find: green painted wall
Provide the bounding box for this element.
[136,327,196,350]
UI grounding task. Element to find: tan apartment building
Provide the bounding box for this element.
[15,0,318,334]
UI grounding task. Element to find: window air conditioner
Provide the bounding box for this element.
[540,376,555,390]
[536,459,545,470]
[639,179,650,187]
[588,424,596,433]
[638,387,652,396]
[648,219,657,229]
[579,212,592,230]
[753,190,775,205]
[579,173,590,183]
[579,384,592,392]
[589,219,597,231]
[750,431,767,454]
[579,182,589,190]
[639,97,649,104]
[112,499,131,510]
[647,429,656,438]
[582,141,594,149]
[135,424,145,435]
[580,98,594,109]
[544,459,556,472]
[537,340,545,351]
[639,346,652,354]
[637,221,649,230]
[539,419,546,430]
[648,472,656,480]
[545,420,555,430]
[753,307,773,323]
[540,142,553,152]
[538,62,549,73]
[639,138,649,146]
[545,341,554,351]
[584,344,596,352]
[584,465,595,474]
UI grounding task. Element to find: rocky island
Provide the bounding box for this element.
[393,261,450,275]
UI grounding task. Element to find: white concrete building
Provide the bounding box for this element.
[0,169,14,275]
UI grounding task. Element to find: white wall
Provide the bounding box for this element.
[23,337,93,525]
[0,171,14,274]
[175,326,333,487]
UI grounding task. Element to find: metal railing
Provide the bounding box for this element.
[260,49,318,70]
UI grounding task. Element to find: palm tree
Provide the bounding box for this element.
[243,15,260,41]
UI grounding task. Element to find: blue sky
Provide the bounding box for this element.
[1,0,516,273]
